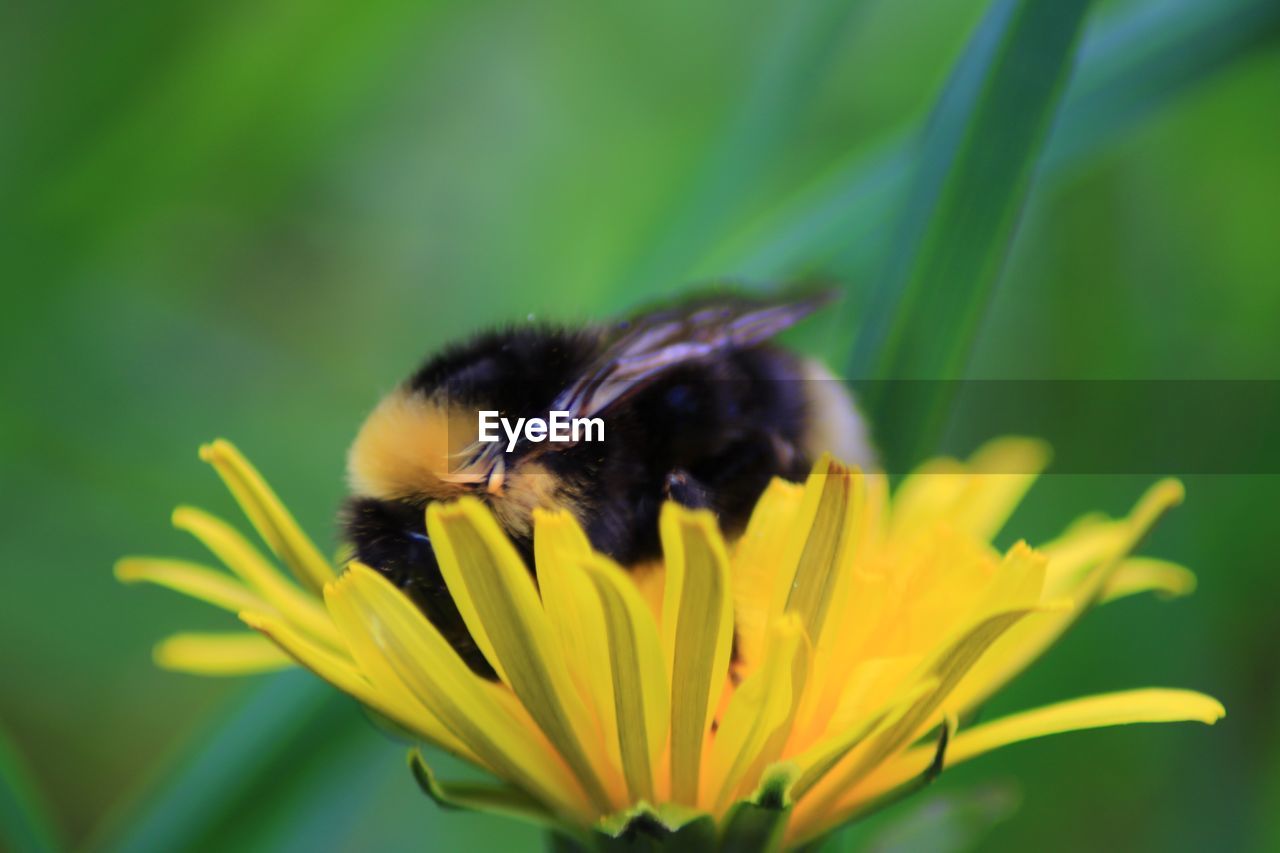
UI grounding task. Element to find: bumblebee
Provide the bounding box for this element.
[343,294,871,677]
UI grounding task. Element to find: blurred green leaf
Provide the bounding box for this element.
[846,0,1095,467]
[10,0,447,271]
[826,784,1019,853]
[90,673,343,852]
[705,0,1280,287]
[1047,0,1280,169]
[0,722,61,853]
[611,0,864,300]
[90,673,539,852]
[407,749,577,841]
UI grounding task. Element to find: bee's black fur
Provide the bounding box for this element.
[406,325,599,413]
[342,496,498,679]
[345,322,815,678]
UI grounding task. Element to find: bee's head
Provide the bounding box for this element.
[346,387,496,501]
[341,326,597,664]
[348,326,597,503]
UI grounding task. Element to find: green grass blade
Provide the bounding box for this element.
[706,0,1280,288]
[88,673,341,852]
[1048,0,1280,170]
[847,0,1096,468]
[0,723,61,853]
[92,673,529,851]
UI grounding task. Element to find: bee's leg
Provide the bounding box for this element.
[663,468,715,509]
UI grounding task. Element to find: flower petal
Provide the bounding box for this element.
[817,688,1225,838]
[859,605,1049,770]
[947,479,1185,713]
[153,631,291,675]
[329,565,594,820]
[115,557,268,614]
[890,438,1049,541]
[976,542,1047,613]
[788,679,936,801]
[793,603,1049,825]
[791,568,890,743]
[583,554,670,804]
[659,504,733,806]
[731,478,804,673]
[776,457,864,658]
[949,437,1051,539]
[199,439,335,593]
[948,688,1225,758]
[534,509,623,777]
[321,579,480,765]
[1039,514,1126,596]
[241,609,383,709]
[706,616,807,812]
[738,632,811,799]
[888,457,966,538]
[1101,557,1197,603]
[742,457,864,762]
[821,656,918,737]
[172,506,342,650]
[427,498,614,813]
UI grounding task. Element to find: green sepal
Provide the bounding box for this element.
[571,802,717,852]
[846,0,1096,470]
[827,713,956,829]
[717,763,798,852]
[407,749,591,848]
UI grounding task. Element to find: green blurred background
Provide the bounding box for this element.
[2,0,1278,849]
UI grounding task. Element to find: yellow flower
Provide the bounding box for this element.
[118,438,1223,848]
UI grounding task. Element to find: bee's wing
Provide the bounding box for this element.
[552,293,832,421]
[457,292,831,474]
